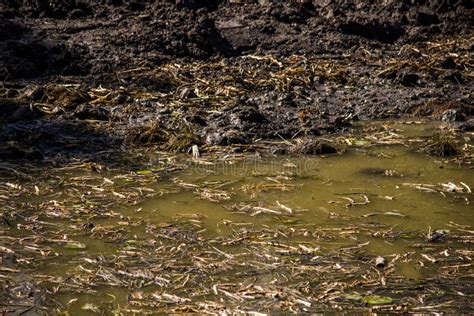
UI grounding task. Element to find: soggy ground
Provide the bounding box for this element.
[0,0,473,314]
[0,0,473,160]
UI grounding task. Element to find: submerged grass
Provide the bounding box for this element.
[422,131,459,157]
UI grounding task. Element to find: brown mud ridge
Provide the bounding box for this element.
[0,0,473,161]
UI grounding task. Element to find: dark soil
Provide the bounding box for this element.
[0,0,472,160]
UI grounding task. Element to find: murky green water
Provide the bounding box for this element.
[1,121,473,314]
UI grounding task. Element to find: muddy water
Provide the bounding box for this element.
[2,122,473,313]
[140,123,471,234]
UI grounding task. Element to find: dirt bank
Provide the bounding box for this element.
[0,0,472,160]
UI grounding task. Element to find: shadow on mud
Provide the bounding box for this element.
[0,18,89,81]
[0,117,124,167]
[0,98,128,169]
[339,20,405,44]
[0,16,123,167]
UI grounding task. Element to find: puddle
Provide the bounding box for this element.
[0,121,473,314]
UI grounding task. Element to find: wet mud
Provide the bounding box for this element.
[0,0,472,160]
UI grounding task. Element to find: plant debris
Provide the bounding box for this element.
[0,0,473,314]
[0,126,472,313]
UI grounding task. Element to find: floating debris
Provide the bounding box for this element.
[63,241,87,249]
[375,256,386,268]
[0,121,472,314]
